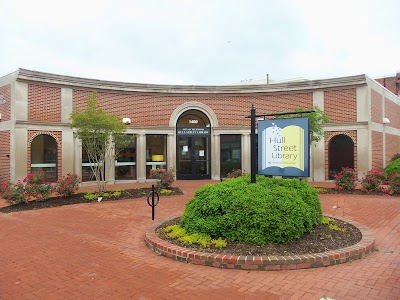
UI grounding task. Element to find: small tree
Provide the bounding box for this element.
[276,106,330,145]
[69,93,131,192]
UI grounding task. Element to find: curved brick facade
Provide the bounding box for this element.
[72,90,313,127]
[0,69,399,184]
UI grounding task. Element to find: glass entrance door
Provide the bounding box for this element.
[177,136,211,179]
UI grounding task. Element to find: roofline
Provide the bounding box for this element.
[366,75,400,101]
[15,68,368,94]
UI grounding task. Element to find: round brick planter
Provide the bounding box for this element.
[145,215,375,271]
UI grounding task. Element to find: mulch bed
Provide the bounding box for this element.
[317,187,400,197]
[2,185,397,215]
[0,187,183,214]
[156,217,362,256]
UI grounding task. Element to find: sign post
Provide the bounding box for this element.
[250,105,256,183]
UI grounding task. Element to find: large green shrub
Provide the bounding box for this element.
[181,175,322,245]
[388,173,400,194]
[384,158,400,177]
[390,153,400,162]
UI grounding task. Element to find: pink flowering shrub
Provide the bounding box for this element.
[23,171,53,202]
[334,167,358,191]
[360,168,386,193]
[25,183,53,202]
[0,172,53,204]
[387,173,400,195]
[0,172,81,205]
[54,173,81,197]
[150,168,175,189]
[0,181,28,204]
[226,169,246,179]
[24,171,46,185]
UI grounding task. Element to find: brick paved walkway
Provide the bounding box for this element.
[0,180,399,299]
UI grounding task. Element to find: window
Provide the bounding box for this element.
[31,134,57,182]
[82,148,97,182]
[115,135,137,180]
[146,135,167,179]
[177,110,210,128]
[81,138,106,182]
[220,135,241,177]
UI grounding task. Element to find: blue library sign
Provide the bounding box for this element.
[258,117,310,177]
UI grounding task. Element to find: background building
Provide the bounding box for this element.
[0,69,399,184]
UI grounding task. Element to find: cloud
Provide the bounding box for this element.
[0,0,399,84]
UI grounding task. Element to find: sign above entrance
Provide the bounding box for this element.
[177,127,210,135]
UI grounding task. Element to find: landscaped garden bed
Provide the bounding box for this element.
[0,170,182,214]
[156,216,362,256]
[0,187,183,214]
[145,175,376,270]
[145,215,375,271]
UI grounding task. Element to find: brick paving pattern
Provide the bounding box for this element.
[0,180,399,299]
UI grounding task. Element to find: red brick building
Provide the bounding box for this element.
[0,69,399,184]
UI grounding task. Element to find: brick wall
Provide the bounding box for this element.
[28,85,62,122]
[0,131,10,184]
[375,74,400,96]
[27,131,62,181]
[385,98,400,130]
[0,84,11,121]
[73,90,313,127]
[386,133,400,163]
[371,131,383,169]
[324,89,357,123]
[325,131,357,180]
[370,89,382,123]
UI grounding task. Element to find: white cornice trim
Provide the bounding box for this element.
[15,68,368,94]
[15,120,373,132]
[0,70,19,86]
[366,76,400,102]
[322,122,368,131]
[16,120,70,127]
[0,121,12,130]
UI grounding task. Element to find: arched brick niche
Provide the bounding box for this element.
[325,131,357,180]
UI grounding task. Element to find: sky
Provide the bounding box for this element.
[0,0,399,85]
